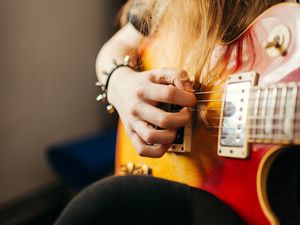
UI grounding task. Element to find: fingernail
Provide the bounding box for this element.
[183,80,194,92]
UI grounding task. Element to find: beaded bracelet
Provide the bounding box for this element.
[95,55,132,113]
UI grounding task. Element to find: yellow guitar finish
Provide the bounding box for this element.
[115,46,223,188]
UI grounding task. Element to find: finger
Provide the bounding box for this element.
[133,120,176,144]
[140,83,196,107]
[148,68,194,92]
[133,104,191,128]
[129,131,172,158]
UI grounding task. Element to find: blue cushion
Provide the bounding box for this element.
[47,131,116,189]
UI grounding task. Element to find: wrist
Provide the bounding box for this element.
[107,66,135,105]
[95,55,135,113]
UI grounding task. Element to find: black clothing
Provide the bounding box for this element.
[55,176,245,225]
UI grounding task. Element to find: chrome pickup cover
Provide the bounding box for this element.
[218,71,258,159]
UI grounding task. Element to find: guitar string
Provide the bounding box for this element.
[201,115,300,120]
[162,96,295,107]
[179,126,300,138]
[172,132,300,140]
[161,88,300,131]
[163,119,300,129]
[163,108,300,130]
[152,115,300,134]
[193,89,300,108]
[201,130,300,136]
[193,86,300,95]
[193,88,282,95]
[203,124,300,129]
[195,94,300,103]
[206,128,300,136]
[204,134,300,138]
[168,109,300,118]
[165,93,300,106]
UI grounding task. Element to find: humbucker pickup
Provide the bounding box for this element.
[218,71,258,159]
[158,104,192,153]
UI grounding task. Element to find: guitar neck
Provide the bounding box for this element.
[248,82,300,143]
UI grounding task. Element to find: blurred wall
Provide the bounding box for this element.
[0,0,123,205]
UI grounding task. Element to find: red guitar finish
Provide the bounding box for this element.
[116,3,300,224]
[202,3,300,224]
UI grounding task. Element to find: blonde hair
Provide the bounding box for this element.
[130,0,283,88]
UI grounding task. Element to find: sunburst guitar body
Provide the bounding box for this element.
[115,3,300,225]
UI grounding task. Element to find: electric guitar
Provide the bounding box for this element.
[115,3,300,225]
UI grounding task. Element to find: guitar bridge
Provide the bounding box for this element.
[218,71,258,159]
[120,162,152,175]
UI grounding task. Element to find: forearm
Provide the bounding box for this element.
[95,23,144,85]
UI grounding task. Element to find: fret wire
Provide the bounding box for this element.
[283,87,293,135]
[266,87,276,137]
[284,88,291,136]
[292,85,298,137]
[257,87,263,138]
[261,88,269,138]
[272,87,278,138]
[279,86,287,139]
[252,88,260,138]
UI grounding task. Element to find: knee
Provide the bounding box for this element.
[54,176,126,225]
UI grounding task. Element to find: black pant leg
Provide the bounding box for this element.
[54,175,245,225]
[191,187,245,225]
[54,175,194,225]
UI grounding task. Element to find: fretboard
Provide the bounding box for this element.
[248,82,300,143]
